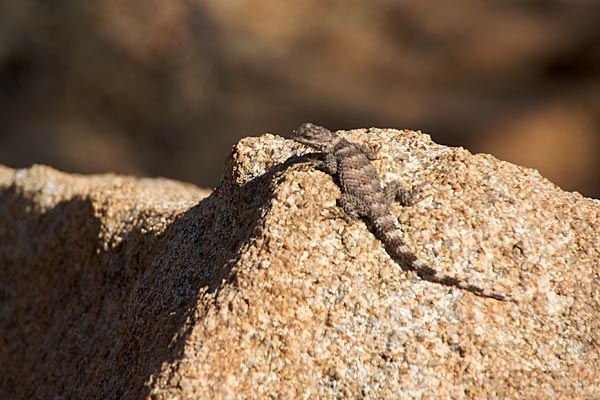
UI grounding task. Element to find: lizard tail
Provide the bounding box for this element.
[375,222,511,301]
[407,256,509,301]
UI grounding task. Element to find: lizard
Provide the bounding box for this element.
[291,122,510,301]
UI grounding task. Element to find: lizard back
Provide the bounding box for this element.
[291,122,511,301]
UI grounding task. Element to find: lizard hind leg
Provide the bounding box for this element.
[384,181,421,207]
[337,193,370,223]
[320,194,366,224]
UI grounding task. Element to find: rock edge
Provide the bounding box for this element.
[1,128,599,399]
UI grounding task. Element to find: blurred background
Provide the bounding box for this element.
[0,0,599,196]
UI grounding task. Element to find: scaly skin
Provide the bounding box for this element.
[292,122,510,301]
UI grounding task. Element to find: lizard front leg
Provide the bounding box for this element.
[357,143,379,160]
[305,152,338,176]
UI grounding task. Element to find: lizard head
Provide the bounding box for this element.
[291,122,336,151]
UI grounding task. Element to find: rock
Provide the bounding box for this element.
[1,128,599,399]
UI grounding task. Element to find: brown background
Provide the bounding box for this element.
[1,0,599,196]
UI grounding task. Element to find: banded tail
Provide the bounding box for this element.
[372,211,510,301]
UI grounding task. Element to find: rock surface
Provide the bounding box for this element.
[1,128,599,399]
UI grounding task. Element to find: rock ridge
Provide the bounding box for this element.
[1,128,599,399]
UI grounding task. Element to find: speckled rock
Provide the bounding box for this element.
[1,128,599,399]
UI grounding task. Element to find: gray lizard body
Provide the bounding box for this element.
[292,122,509,301]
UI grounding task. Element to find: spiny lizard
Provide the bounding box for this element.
[291,122,510,301]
